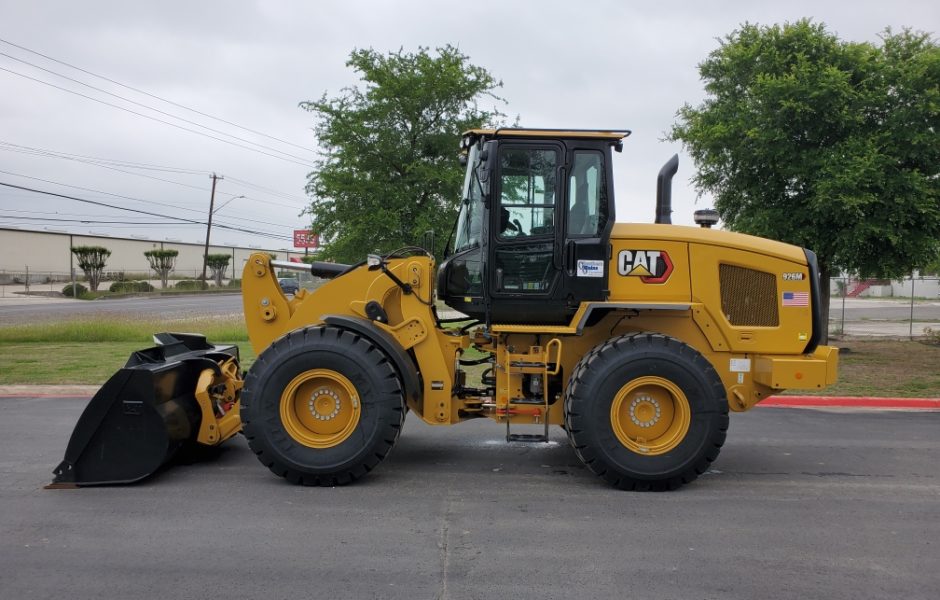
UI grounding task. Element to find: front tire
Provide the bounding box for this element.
[240,326,405,486]
[565,333,728,491]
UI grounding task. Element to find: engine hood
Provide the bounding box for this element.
[611,223,808,264]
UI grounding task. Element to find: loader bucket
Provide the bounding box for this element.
[48,333,241,487]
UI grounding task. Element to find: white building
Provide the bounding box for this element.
[0,227,312,283]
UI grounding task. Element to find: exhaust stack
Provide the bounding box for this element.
[655,154,679,224]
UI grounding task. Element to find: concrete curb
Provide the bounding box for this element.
[0,385,99,398]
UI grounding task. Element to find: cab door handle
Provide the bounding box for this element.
[565,240,577,276]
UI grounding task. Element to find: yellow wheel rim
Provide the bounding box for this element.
[610,376,691,456]
[280,369,361,449]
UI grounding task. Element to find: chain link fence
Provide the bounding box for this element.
[829,275,940,339]
[0,266,237,297]
[1,265,323,298]
[0,269,74,297]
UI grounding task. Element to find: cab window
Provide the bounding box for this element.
[567,152,607,236]
[498,148,557,238]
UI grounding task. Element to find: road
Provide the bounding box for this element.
[829,298,940,336]
[1,396,937,599]
[833,298,940,320]
[0,293,244,322]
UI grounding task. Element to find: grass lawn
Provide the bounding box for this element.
[1,320,937,397]
[0,317,253,385]
[0,342,257,385]
[824,338,940,397]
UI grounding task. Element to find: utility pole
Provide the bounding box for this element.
[201,173,222,288]
[69,234,75,296]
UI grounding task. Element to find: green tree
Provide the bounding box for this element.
[205,253,231,287]
[70,246,110,292]
[301,45,505,262]
[670,21,940,338]
[924,250,940,277]
[144,249,179,289]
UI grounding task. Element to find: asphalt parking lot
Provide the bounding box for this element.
[1,396,938,599]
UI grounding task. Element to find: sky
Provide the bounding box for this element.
[0,0,936,252]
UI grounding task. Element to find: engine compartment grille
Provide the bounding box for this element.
[719,264,779,327]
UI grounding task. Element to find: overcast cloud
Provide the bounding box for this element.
[0,0,936,251]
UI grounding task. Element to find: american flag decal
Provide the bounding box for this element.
[782,291,809,307]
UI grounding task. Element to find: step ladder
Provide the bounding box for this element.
[502,338,562,443]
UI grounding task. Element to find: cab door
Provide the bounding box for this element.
[486,142,613,324]
[561,148,612,303]
[487,142,567,323]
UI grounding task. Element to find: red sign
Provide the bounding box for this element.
[293,230,319,249]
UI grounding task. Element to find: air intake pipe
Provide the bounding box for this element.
[655,154,679,224]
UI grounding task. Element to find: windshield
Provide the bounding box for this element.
[453,143,485,252]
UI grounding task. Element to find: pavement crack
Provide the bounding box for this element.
[437,494,454,600]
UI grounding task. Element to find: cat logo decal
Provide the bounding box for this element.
[617,250,673,284]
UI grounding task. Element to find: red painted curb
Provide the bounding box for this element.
[762,396,940,409]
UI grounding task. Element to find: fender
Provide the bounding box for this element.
[323,315,422,403]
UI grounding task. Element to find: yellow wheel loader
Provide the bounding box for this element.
[50,129,838,490]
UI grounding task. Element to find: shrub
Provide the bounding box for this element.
[226,278,241,289]
[924,327,940,346]
[62,282,88,297]
[174,280,201,290]
[108,281,155,293]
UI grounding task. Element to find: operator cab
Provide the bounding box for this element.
[438,128,629,324]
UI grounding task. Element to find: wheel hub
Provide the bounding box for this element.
[309,388,342,421]
[610,376,691,456]
[629,394,662,428]
[279,369,362,448]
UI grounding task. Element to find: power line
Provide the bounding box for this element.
[0,36,316,154]
[0,140,309,210]
[1,207,187,221]
[0,214,191,225]
[0,65,315,168]
[0,180,207,223]
[0,50,315,164]
[0,140,208,175]
[0,168,208,216]
[225,175,311,203]
[0,168,299,229]
[0,143,213,193]
[0,181,295,241]
[226,194,306,212]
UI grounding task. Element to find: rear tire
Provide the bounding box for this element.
[565,333,728,490]
[240,326,405,486]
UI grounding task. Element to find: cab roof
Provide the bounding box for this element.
[462,128,631,145]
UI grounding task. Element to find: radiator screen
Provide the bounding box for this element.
[719,264,779,327]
